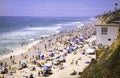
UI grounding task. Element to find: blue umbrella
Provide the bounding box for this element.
[85,61,90,64]
[49,50,53,52]
[40,55,45,59]
[42,66,51,69]
[79,36,84,42]
[21,62,26,65]
[68,46,74,52]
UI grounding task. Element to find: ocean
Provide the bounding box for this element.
[0,16,95,58]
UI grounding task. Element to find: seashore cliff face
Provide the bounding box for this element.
[80,9,120,78]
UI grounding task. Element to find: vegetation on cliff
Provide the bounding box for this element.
[96,8,120,24]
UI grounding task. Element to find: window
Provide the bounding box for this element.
[101,27,108,34]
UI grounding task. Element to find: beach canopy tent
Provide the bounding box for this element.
[85,48,95,54]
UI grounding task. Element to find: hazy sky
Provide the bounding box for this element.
[0,0,119,17]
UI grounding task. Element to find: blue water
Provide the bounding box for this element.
[0,16,93,55]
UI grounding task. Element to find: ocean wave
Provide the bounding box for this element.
[25,25,61,31]
[59,21,84,27]
[56,21,84,29]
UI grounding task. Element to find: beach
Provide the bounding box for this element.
[0,23,97,78]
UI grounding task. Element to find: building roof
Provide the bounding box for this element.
[95,24,120,27]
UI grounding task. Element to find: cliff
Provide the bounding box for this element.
[80,9,120,78]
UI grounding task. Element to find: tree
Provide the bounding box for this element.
[114,3,118,11]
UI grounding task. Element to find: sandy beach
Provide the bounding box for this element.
[0,24,96,78]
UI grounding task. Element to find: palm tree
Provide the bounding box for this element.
[114,3,119,21]
[114,3,118,11]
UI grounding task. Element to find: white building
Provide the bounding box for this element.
[95,24,119,46]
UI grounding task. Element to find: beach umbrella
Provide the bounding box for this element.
[85,61,90,64]
[68,46,74,52]
[21,61,26,65]
[86,48,95,54]
[42,65,51,70]
[49,49,53,52]
[74,38,79,44]
[20,61,27,68]
[79,36,84,42]
[60,55,65,61]
[80,36,84,39]
[40,54,45,59]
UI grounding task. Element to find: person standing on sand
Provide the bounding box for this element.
[75,60,78,65]
[45,44,47,51]
[1,75,4,78]
[29,73,34,78]
[10,55,12,60]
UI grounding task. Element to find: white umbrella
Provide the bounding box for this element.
[86,48,95,53]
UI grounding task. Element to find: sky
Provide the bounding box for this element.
[0,0,120,17]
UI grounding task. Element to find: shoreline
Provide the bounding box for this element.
[0,25,81,61]
[0,28,78,64]
[0,40,42,60]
